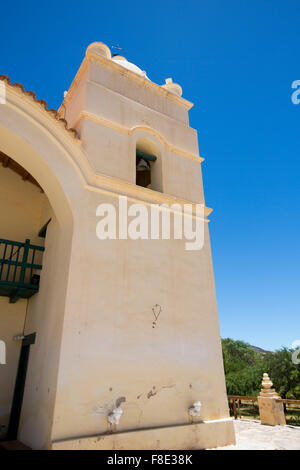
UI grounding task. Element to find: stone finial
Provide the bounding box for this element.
[261,373,273,389]
[259,372,279,398]
[162,78,183,97]
[86,42,112,60]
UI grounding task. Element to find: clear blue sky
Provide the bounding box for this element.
[2,1,299,351]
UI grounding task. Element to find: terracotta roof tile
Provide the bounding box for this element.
[0,75,78,139]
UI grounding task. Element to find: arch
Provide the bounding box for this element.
[130,125,203,163]
[0,86,87,228]
[136,136,161,158]
[130,125,167,151]
[0,83,87,448]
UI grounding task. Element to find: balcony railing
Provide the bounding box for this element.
[0,238,44,303]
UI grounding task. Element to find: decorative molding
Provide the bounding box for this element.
[59,49,194,116]
[88,172,212,220]
[75,111,204,163]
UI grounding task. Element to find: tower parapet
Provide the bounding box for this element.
[58,42,203,204]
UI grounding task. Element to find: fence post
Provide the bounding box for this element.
[19,239,30,285]
[237,399,241,418]
[232,398,237,419]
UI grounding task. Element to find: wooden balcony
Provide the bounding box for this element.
[0,238,44,303]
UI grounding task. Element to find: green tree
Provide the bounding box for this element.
[222,339,300,399]
[222,338,264,396]
[263,348,300,399]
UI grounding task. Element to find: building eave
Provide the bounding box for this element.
[0,75,78,140]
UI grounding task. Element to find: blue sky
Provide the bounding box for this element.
[1,1,299,351]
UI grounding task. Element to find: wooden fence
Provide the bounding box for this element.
[228,395,300,420]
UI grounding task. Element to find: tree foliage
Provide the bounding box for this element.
[263,348,300,399]
[222,338,300,398]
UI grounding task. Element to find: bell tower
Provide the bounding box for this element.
[52,42,235,450]
[58,42,205,204]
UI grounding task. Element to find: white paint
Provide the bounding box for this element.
[108,407,123,425]
[0,340,5,364]
[189,401,202,417]
[112,57,149,79]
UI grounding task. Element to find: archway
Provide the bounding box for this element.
[0,84,85,448]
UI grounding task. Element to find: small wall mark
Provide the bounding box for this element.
[152,304,162,328]
[147,384,175,399]
[116,396,126,408]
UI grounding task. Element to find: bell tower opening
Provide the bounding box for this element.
[135,138,162,192]
[136,150,155,188]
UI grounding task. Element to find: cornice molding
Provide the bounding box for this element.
[58,51,194,117]
[75,111,204,163]
[89,171,212,220]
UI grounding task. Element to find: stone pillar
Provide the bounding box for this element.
[258,373,286,426]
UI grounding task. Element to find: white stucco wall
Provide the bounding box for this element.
[50,205,229,442]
